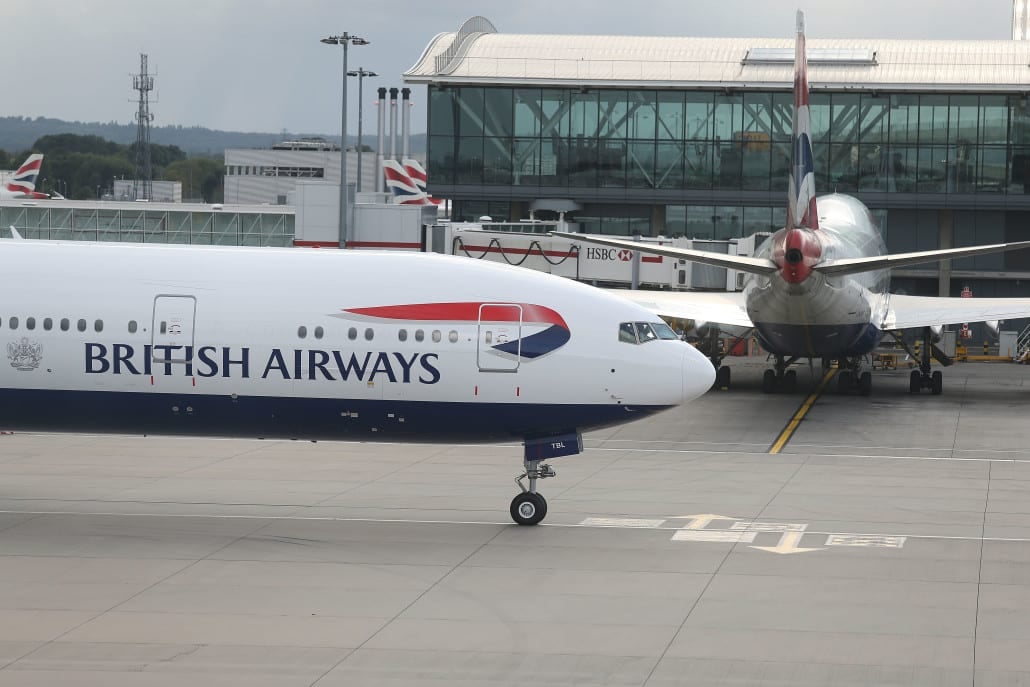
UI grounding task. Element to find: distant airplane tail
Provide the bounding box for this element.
[383,159,442,206]
[6,154,44,196]
[788,11,818,230]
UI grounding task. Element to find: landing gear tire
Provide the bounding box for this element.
[510,492,547,526]
[909,369,921,394]
[859,371,872,396]
[783,369,797,393]
[715,365,731,389]
[931,370,943,395]
[762,369,777,393]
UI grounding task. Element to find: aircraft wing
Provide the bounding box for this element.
[605,289,753,328]
[551,232,777,276]
[885,294,1030,330]
[817,241,1030,277]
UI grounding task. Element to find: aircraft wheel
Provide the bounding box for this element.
[909,370,921,394]
[784,369,797,393]
[762,369,777,393]
[931,370,943,395]
[510,492,547,526]
[837,371,852,393]
[859,371,872,396]
[715,365,731,389]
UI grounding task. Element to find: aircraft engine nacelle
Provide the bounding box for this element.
[986,320,1001,338]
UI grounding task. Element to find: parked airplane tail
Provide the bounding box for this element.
[789,11,818,230]
[6,154,44,196]
[383,159,431,205]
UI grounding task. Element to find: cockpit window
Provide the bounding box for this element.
[652,322,679,340]
[634,322,658,342]
[619,321,679,344]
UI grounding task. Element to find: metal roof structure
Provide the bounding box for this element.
[404,16,1030,93]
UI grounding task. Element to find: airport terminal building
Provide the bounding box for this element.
[405,17,1030,296]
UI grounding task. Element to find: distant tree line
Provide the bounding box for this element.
[0,133,225,202]
[0,115,426,157]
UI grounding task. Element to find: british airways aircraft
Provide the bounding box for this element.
[557,11,1030,397]
[0,154,47,200]
[0,238,714,525]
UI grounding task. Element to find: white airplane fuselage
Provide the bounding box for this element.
[0,240,713,442]
[746,194,890,358]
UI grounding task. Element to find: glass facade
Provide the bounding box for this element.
[429,86,1030,196]
[0,205,295,247]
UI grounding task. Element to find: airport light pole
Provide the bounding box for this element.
[320,32,370,249]
[347,67,377,193]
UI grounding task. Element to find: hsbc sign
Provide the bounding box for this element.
[585,247,633,261]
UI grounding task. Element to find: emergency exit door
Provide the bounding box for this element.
[477,303,522,372]
[152,295,197,364]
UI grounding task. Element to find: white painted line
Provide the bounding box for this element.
[580,517,667,528]
[826,534,907,548]
[0,510,1025,546]
[672,530,757,543]
[730,521,807,533]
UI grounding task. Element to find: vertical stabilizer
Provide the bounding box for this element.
[789,10,819,229]
[6,154,43,195]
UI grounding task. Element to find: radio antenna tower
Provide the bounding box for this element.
[132,54,154,200]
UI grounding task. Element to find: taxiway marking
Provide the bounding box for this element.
[768,368,836,454]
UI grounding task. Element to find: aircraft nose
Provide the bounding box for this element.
[682,344,715,402]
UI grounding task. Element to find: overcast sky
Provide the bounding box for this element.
[0,0,1016,136]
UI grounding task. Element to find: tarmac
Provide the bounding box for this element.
[1,359,1029,686]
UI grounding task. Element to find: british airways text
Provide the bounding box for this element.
[85,343,441,384]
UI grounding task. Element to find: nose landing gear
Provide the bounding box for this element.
[510,460,555,526]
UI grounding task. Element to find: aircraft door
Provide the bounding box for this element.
[478,303,522,372]
[152,295,197,365]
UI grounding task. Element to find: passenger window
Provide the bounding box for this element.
[9,317,18,330]
[159,321,167,334]
[432,330,442,343]
[448,330,458,343]
[398,329,408,342]
[77,319,86,332]
[94,320,103,333]
[298,326,307,339]
[484,331,493,344]
[128,320,137,334]
[364,328,374,341]
[348,327,357,340]
[415,329,424,342]
[43,318,53,331]
[60,318,70,332]
[314,326,324,339]
[619,322,637,344]
[26,317,36,330]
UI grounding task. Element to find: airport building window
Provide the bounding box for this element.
[77,319,86,332]
[60,318,69,332]
[429,86,1030,233]
[314,326,324,339]
[398,329,408,342]
[43,318,52,331]
[364,327,374,341]
[26,317,35,331]
[348,327,357,340]
[415,329,425,342]
[128,320,137,333]
[298,325,307,339]
[9,317,18,330]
